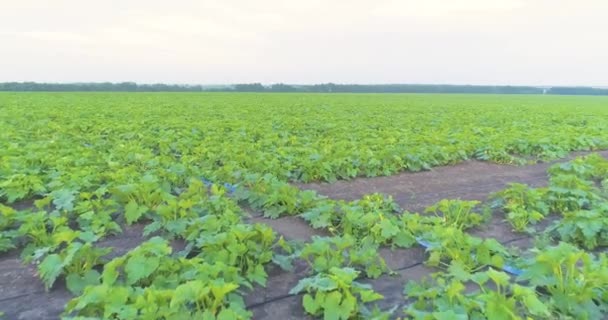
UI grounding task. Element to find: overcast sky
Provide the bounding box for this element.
[1,0,607,86]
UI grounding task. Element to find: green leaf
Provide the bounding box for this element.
[448,261,471,281]
[142,220,162,237]
[470,272,489,286]
[125,255,159,285]
[483,295,515,320]
[0,236,15,253]
[379,219,399,240]
[427,251,441,267]
[52,229,80,245]
[66,270,100,295]
[217,309,239,320]
[289,277,313,295]
[339,293,356,319]
[171,281,196,308]
[210,282,239,300]
[490,254,504,269]
[124,200,146,225]
[522,292,550,316]
[78,231,98,243]
[446,280,465,300]
[486,268,510,287]
[38,254,63,289]
[314,277,338,292]
[359,289,383,303]
[248,264,267,286]
[70,284,113,312]
[52,189,76,212]
[303,294,320,315]
[272,254,294,271]
[101,258,123,285]
[323,291,345,320]
[433,310,468,320]
[393,230,416,248]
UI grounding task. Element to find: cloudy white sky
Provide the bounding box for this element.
[1,0,607,86]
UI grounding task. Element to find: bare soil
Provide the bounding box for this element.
[297,151,608,213]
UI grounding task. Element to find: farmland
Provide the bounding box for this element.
[1,92,608,319]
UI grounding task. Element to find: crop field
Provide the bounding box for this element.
[2,92,608,319]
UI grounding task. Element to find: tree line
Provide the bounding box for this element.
[1,82,607,95]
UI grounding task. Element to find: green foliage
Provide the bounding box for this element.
[425,199,486,230]
[36,241,110,293]
[17,211,84,261]
[289,267,385,320]
[505,206,545,233]
[64,281,251,320]
[0,173,46,203]
[548,153,608,181]
[66,237,253,319]
[146,181,247,239]
[300,199,337,229]
[192,223,276,287]
[125,200,148,225]
[301,193,417,248]
[74,194,122,238]
[100,237,173,287]
[545,174,602,213]
[299,235,389,279]
[51,189,77,212]
[337,194,415,247]
[0,204,21,252]
[491,183,549,232]
[404,266,551,319]
[549,207,608,249]
[518,242,608,319]
[421,226,508,272]
[234,173,305,218]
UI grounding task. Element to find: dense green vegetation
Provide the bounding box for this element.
[1,92,608,319]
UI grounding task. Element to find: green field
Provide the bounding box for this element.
[3,93,608,184]
[1,93,608,319]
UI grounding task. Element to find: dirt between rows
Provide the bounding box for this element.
[2,150,607,320]
[297,150,608,213]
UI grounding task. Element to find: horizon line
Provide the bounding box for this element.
[1,81,607,89]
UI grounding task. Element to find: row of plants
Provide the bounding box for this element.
[404,242,608,319]
[492,153,608,248]
[399,153,608,319]
[1,180,283,319]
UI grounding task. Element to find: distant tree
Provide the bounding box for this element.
[0,82,605,95]
[269,83,296,92]
[233,83,266,92]
[547,87,608,95]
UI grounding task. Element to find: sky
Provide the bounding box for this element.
[1,0,607,86]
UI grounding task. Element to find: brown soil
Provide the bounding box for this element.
[297,151,608,213]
